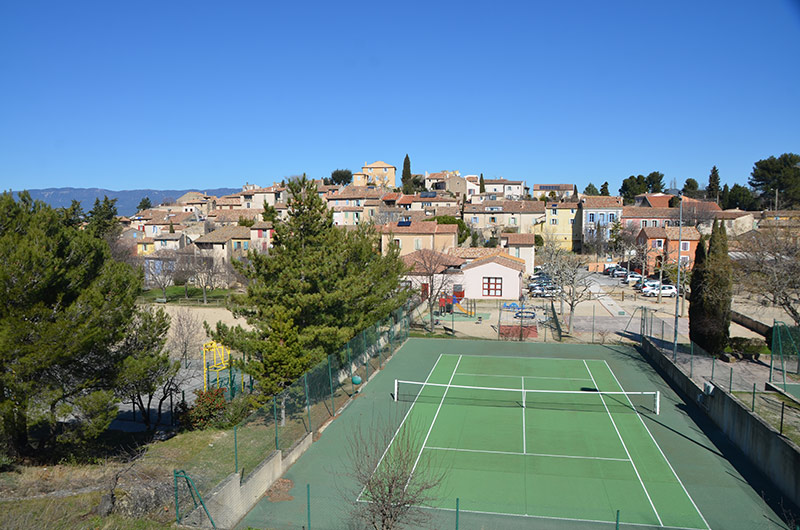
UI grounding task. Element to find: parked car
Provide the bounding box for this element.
[612,268,628,278]
[643,285,677,298]
[530,285,561,297]
[602,263,619,275]
[635,279,660,291]
[622,272,642,284]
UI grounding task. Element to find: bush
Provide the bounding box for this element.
[184,388,227,430]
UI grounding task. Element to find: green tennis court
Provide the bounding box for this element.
[377,354,709,529]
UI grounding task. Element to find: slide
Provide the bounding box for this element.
[453,302,473,316]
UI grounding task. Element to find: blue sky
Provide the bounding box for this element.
[1,1,799,194]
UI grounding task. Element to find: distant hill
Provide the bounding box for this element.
[10,187,241,216]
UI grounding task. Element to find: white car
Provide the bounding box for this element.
[643,285,677,297]
[622,272,642,284]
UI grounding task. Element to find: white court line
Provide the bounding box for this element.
[602,360,711,530]
[521,376,526,453]
[408,355,463,484]
[584,360,663,527]
[457,372,593,382]
[357,353,443,502]
[424,446,629,462]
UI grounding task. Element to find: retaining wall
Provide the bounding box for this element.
[182,432,313,529]
[640,338,800,510]
[731,309,771,337]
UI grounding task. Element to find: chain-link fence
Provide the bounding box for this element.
[173,306,411,528]
[638,307,800,446]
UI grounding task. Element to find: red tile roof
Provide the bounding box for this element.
[501,233,538,245]
[401,250,465,274]
[462,254,525,272]
[378,222,458,235]
[581,196,624,208]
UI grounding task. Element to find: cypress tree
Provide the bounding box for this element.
[707,166,721,203]
[479,173,486,193]
[706,220,732,353]
[688,235,708,349]
[401,154,412,194]
[600,182,610,196]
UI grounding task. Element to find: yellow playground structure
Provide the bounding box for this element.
[202,340,246,394]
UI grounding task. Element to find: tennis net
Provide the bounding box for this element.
[394,379,660,415]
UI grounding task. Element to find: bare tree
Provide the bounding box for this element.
[609,222,637,272]
[681,199,718,228]
[143,249,177,300]
[192,254,227,304]
[403,249,462,332]
[343,415,447,530]
[734,227,800,326]
[539,236,594,334]
[169,307,204,367]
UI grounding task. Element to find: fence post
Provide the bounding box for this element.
[591,305,595,344]
[307,483,311,530]
[456,497,459,529]
[711,357,715,381]
[173,470,180,524]
[234,425,238,474]
[690,348,694,379]
[328,355,336,416]
[752,383,756,412]
[616,509,620,529]
[661,320,664,342]
[729,367,733,393]
[274,396,279,450]
[304,374,311,433]
[780,402,785,435]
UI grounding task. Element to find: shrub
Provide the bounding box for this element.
[185,388,227,430]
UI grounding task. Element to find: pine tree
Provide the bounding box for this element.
[479,173,486,193]
[583,183,599,195]
[720,184,730,209]
[646,172,664,193]
[137,197,152,211]
[87,195,120,239]
[707,166,721,203]
[600,182,610,196]
[0,192,140,458]
[401,154,413,194]
[211,176,409,397]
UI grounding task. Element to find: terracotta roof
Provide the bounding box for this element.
[714,210,751,220]
[396,195,414,205]
[501,233,538,245]
[364,160,396,169]
[144,211,196,225]
[622,207,678,219]
[216,197,242,206]
[401,250,465,274]
[194,225,251,244]
[639,227,668,239]
[464,200,546,214]
[682,197,722,212]
[581,196,624,208]
[333,206,364,212]
[329,186,387,200]
[433,206,460,217]
[207,209,264,222]
[448,247,509,259]
[664,226,701,241]
[378,222,458,235]
[137,237,155,244]
[381,192,401,202]
[484,178,523,185]
[462,254,525,272]
[636,193,673,208]
[251,221,273,230]
[465,176,479,182]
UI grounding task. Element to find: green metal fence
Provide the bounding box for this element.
[173,306,411,527]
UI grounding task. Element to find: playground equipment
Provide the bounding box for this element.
[203,340,230,391]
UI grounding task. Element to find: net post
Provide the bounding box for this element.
[394,379,398,402]
[655,391,660,415]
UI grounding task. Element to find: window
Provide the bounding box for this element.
[490,216,497,223]
[551,218,558,225]
[652,220,658,227]
[482,277,503,297]
[642,220,648,227]
[599,213,605,223]
[243,241,249,250]
[681,241,689,251]
[510,217,517,225]
[609,213,616,222]
[414,238,421,250]
[393,238,401,248]
[680,255,690,265]
[570,219,574,224]
[552,208,557,215]
[588,213,595,223]
[160,240,167,247]
[233,241,241,249]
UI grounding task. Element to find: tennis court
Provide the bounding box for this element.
[382,354,708,529]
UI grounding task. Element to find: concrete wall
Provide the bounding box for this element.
[640,337,800,510]
[181,432,314,529]
[730,309,771,337]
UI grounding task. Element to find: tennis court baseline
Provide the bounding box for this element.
[376,353,709,529]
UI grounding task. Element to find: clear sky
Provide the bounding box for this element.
[1,1,799,194]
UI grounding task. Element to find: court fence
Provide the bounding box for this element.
[635,306,800,447]
[173,305,411,528]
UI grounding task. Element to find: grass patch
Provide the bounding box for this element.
[0,491,172,530]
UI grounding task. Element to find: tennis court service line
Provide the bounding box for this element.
[602,360,710,530]
[424,446,629,462]
[457,372,593,382]
[583,360,663,527]
[409,355,463,483]
[357,353,444,503]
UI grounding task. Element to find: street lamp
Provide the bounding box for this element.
[672,192,683,357]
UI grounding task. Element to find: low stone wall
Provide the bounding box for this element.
[640,338,800,511]
[731,309,771,338]
[182,432,313,529]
